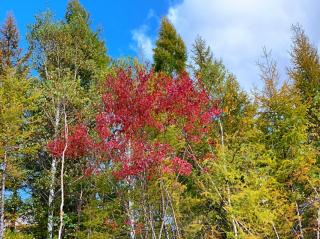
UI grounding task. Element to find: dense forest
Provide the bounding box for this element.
[0,1,319,238]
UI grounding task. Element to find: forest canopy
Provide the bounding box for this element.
[0,1,319,239]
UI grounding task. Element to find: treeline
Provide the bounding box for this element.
[0,1,319,238]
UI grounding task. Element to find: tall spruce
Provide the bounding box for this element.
[0,15,37,238]
[0,14,29,75]
[256,51,318,238]
[191,36,213,76]
[0,14,19,70]
[191,36,226,102]
[65,0,109,88]
[289,25,320,239]
[289,25,320,148]
[153,17,187,75]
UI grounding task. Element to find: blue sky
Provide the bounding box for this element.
[1,0,319,91]
[0,0,179,58]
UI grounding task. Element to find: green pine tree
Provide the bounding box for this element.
[256,51,318,238]
[191,36,213,76]
[0,15,38,238]
[153,17,187,76]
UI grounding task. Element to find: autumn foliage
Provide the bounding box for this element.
[47,124,93,158]
[3,3,320,237]
[48,68,221,180]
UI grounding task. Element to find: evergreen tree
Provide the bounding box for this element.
[289,26,320,238]
[153,17,187,75]
[191,36,227,101]
[65,0,110,88]
[0,14,20,70]
[0,14,29,75]
[256,52,318,238]
[0,15,38,238]
[289,25,320,148]
[191,35,213,76]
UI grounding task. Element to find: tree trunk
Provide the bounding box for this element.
[296,202,304,239]
[126,141,136,239]
[77,184,83,232]
[317,207,319,239]
[48,105,60,239]
[227,184,238,238]
[309,181,319,239]
[141,179,155,239]
[48,157,57,239]
[272,222,280,239]
[58,108,68,239]
[12,188,18,232]
[159,181,170,239]
[128,198,136,239]
[164,186,181,239]
[218,118,224,148]
[0,152,6,239]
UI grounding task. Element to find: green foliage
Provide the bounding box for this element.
[256,52,318,238]
[289,25,320,162]
[4,231,33,239]
[191,36,213,75]
[26,2,110,237]
[0,3,319,239]
[0,14,39,238]
[153,17,187,75]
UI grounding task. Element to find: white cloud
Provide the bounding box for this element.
[167,0,320,90]
[131,25,154,62]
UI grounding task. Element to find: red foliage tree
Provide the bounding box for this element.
[96,68,220,180]
[47,67,221,180]
[47,124,93,159]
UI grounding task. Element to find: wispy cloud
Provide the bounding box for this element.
[131,25,154,62]
[167,0,320,90]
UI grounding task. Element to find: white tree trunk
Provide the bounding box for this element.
[227,184,238,238]
[47,158,57,239]
[272,222,280,239]
[218,118,224,148]
[164,185,181,239]
[126,140,136,239]
[317,207,319,239]
[296,202,304,239]
[58,109,68,239]
[48,105,60,239]
[0,152,6,239]
[128,198,136,239]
